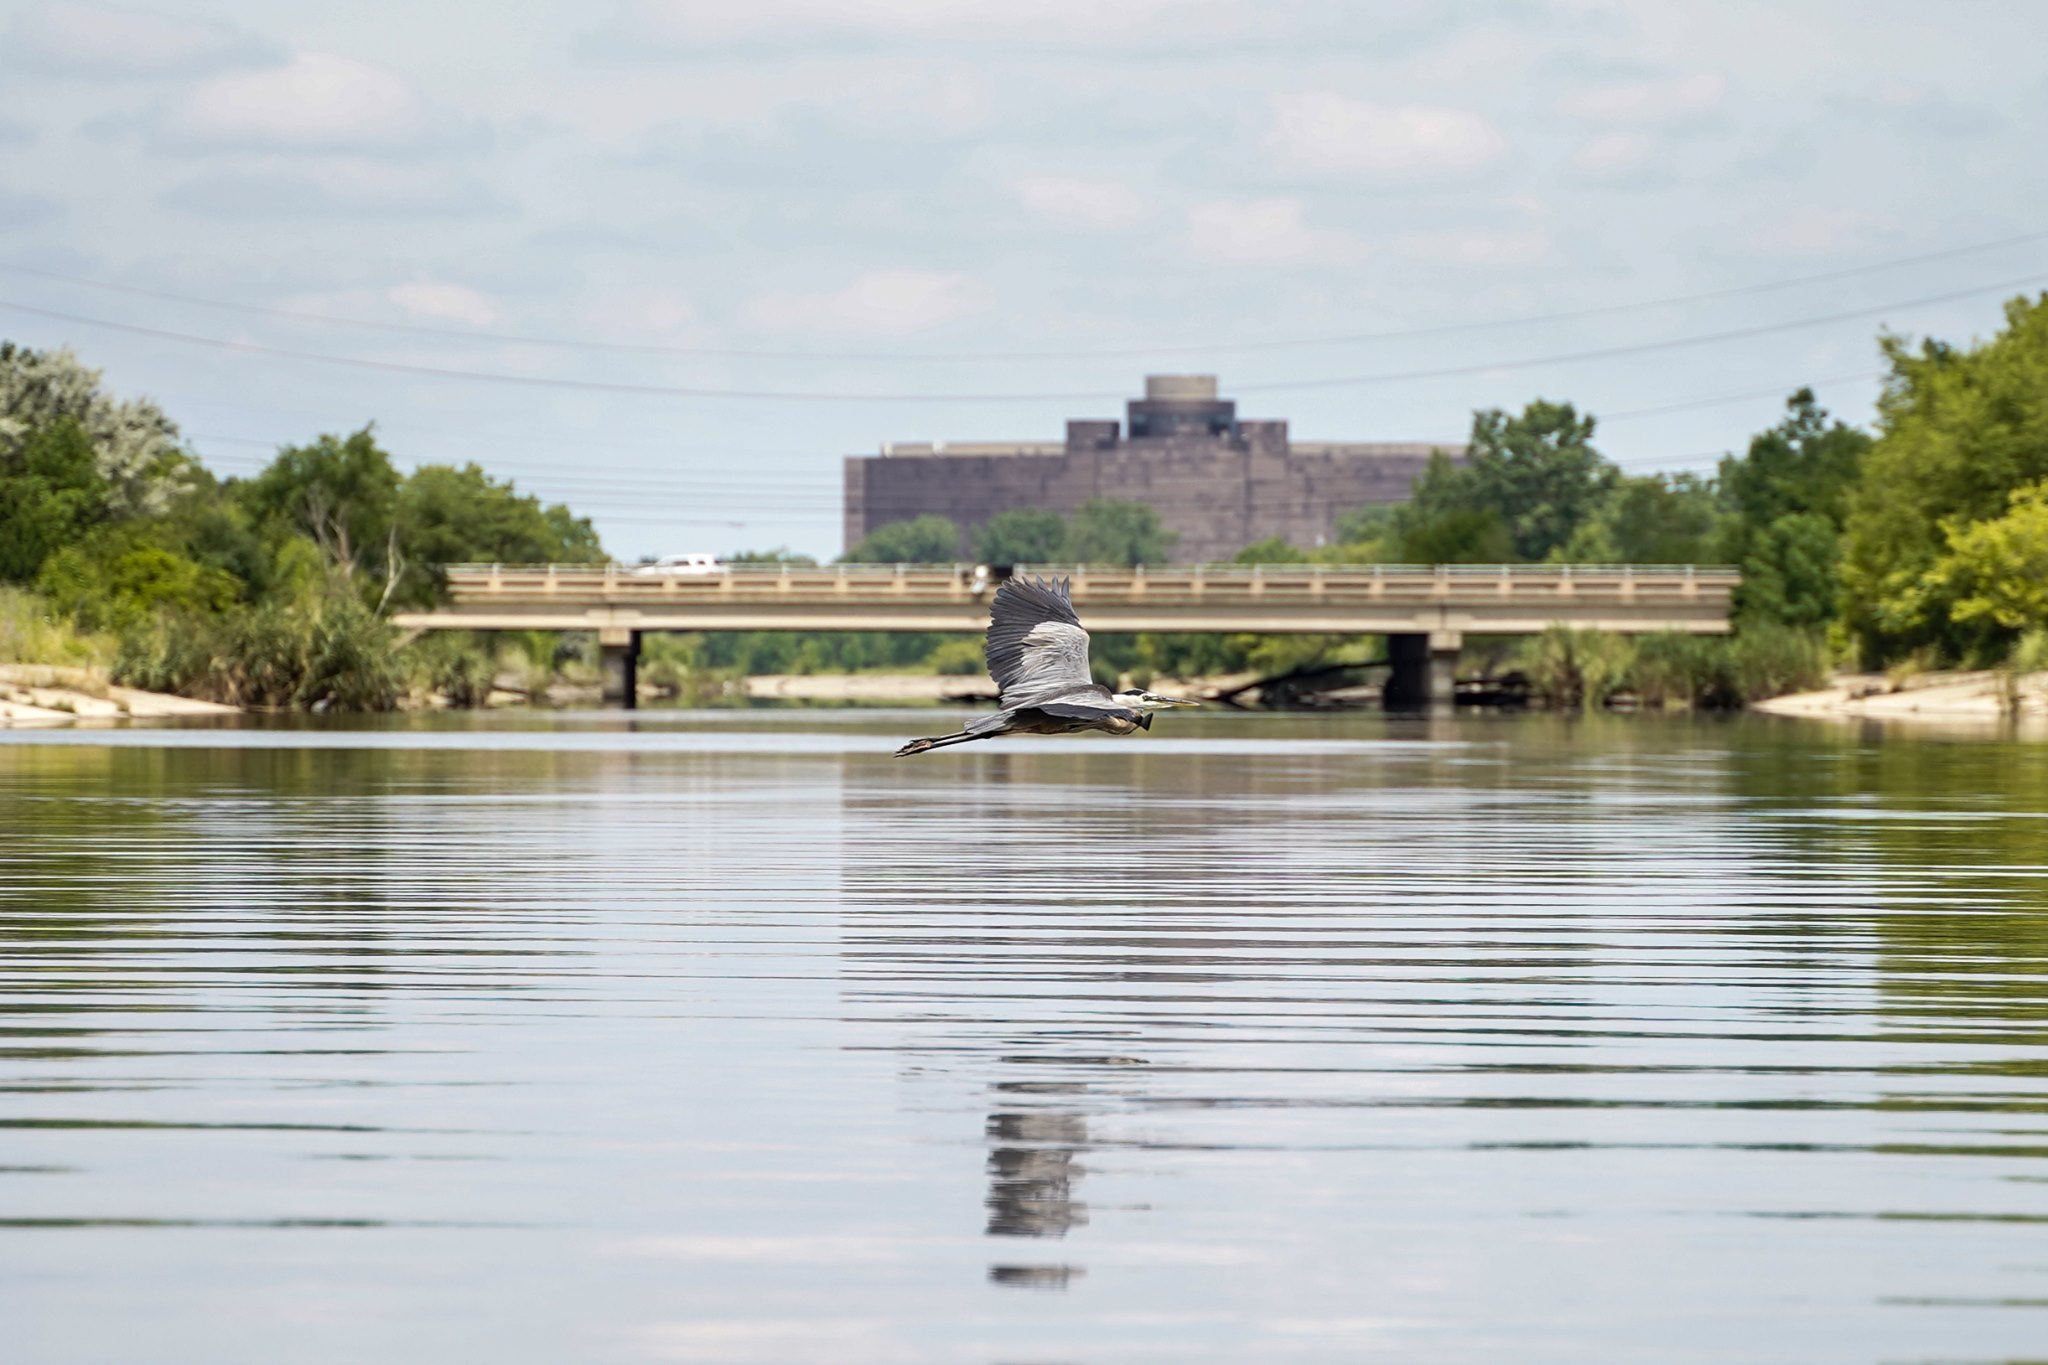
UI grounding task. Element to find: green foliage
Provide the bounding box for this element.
[37,537,239,631]
[115,575,400,710]
[1716,389,1870,627]
[237,427,402,583]
[975,507,1070,563]
[390,462,603,607]
[844,514,961,563]
[1067,498,1177,566]
[0,342,190,517]
[1408,402,1616,562]
[1726,622,1831,701]
[1516,626,1637,710]
[1516,624,1827,709]
[0,586,108,666]
[925,638,986,675]
[1397,504,1513,564]
[402,631,499,708]
[1559,472,1719,564]
[1629,632,1728,709]
[0,417,108,582]
[1842,293,2048,661]
[1915,480,2048,642]
[2013,628,2048,677]
[1231,536,1308,565]
[725,547,818,565]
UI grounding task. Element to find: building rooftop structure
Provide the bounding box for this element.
[843,375,1463,563]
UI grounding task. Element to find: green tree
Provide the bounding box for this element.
[1,342,190,517]
[1408,401,1615,562]
[391,462,603,607]
[1067,498,1176,566]
[1230,536,1308,564]
[0,418,107,582]
[1716,389,1870,627]
[1918,480,2048,636]
[238,428,402,585]
[38,539,238,631]
[975,507,1069,563]
[725,547,818,565]
[1398,505,1513,563]
[1561,472,1720,564]
[844,514,962,563]
[1841,293,2048,660]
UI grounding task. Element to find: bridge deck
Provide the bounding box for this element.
[393,564,1739,637]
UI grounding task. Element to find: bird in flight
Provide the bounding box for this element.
[895,574,1197,757]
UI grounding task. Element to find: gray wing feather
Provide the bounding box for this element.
[985,575,1094,705]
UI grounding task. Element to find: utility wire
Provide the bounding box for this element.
[4,273,2039,404]
[5,228,2045,361]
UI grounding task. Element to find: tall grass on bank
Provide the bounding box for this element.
[1516,626,1638,710]
[1514,623,1829,709]
[401,631,499,708]
[116,587,400,710]
[1998,628,2048,716]
[0,587,110,667]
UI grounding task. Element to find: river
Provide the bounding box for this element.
[3,710,2045,1362]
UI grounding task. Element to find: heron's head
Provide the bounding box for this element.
[1115,687,1199,712]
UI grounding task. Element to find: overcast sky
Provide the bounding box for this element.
[1,0,2044,558]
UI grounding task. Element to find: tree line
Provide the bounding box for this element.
[6,292,2048,707]
[1,343,601,707]
[847,292,2048,683]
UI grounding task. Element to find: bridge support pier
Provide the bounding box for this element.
[1385,631,1461,710]
[599,627,641,709]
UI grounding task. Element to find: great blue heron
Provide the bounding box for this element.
[895,574,1197,757]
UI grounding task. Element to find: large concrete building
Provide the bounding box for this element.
[842,376,1461,563]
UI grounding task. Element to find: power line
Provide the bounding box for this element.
[1600,370,1885,422]
[5,228,2045,361]
[5,273,2039,404]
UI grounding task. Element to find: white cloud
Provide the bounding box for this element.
[1185,198,1359,265]
[1010,175,1147,230]
[1557,72,1726,123]
[1393,227,1549,267]
[5,2,273,77]
[1750,206,1871,256]
[601,0,1236,48]
[1570,130,1655,178]
[743,270,988,335]
[387,281,500,327]
[583,287,699,335]
[159,162,503,220]
[0,188,62,231]
[166,52,432,151]
[1265,92,1507,178]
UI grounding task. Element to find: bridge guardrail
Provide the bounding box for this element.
[441,562,1738,606]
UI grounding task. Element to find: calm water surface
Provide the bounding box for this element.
[3,710,2047,1363]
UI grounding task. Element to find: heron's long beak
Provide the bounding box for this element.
[1152,694,1200,708]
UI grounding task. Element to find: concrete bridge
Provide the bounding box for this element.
[394,562,1739,708]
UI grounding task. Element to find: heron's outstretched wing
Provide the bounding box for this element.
[985,575,1093,705]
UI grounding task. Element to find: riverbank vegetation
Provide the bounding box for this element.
[1,343,600,709]
[6,293,2048,711]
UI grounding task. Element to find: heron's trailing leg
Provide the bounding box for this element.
[895,730,992,758]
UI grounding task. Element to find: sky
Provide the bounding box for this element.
[1,0,2044,560]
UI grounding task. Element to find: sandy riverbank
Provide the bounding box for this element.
[1754,670,2048,724]
[0,664,239,726]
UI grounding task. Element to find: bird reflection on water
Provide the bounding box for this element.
[985,1084,1091,1290]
